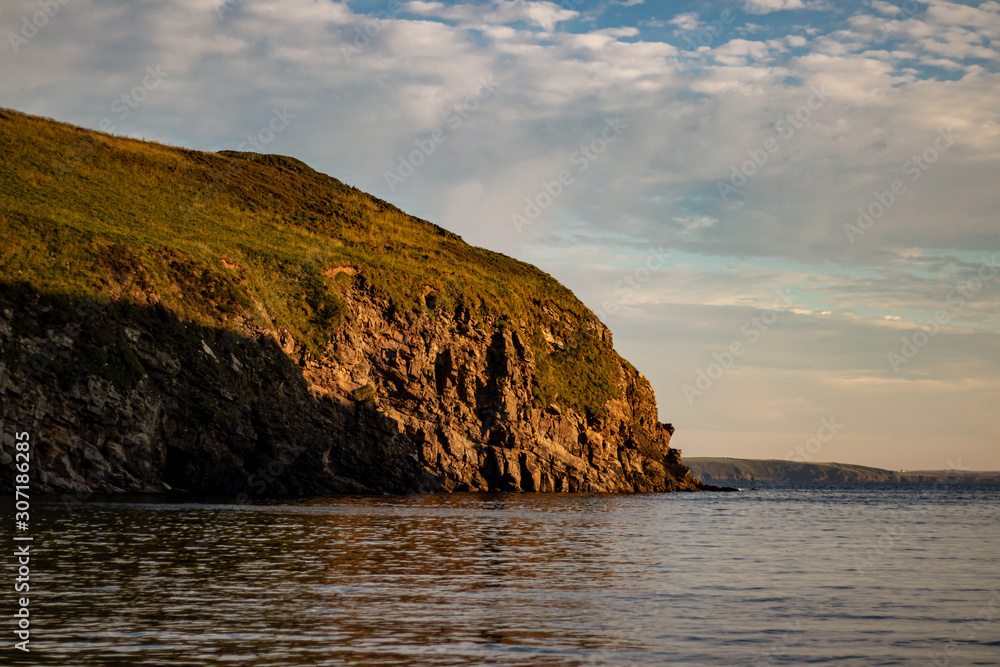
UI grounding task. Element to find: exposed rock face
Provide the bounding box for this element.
[322,290,699,493]
[0,283,704,497]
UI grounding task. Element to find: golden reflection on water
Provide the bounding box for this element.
[34,494,654,666]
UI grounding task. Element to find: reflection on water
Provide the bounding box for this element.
[7,486,1000,665]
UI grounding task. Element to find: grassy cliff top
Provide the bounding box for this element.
[0,107,621,416]
[683,457,898,480]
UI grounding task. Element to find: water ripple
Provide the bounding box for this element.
[2,484,996,665]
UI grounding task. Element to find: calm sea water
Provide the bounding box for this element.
[5,483,999,666]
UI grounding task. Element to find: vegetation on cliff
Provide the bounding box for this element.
[0,107,617,417]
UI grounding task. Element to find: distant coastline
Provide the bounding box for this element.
[684,457,1000,484]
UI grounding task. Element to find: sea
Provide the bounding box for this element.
[5,482,999,666]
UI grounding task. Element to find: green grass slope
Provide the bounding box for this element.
[0,107,617,416]
[684,457,902,482]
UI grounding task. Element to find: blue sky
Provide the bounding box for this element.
[3,0,999,468]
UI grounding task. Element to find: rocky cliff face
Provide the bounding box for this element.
[0,107,705,498]
[0,282,704,497]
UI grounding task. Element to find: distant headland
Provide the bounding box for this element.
[685,457,1000,484]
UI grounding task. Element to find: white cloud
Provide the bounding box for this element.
[403,0,578,32]
[668,12,701,31]
[673,216,717,230]
[871,0,903,17]
[926,0,1000,39]
[711,38,775,65]
[744,0,806,15]
[2,0,998,467]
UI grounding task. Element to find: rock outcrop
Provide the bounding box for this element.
[0,283,704,497]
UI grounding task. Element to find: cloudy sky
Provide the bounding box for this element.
[4,0,999,469]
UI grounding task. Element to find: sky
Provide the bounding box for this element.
[3,0,999,470]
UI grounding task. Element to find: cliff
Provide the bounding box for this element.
[685,457,1000,484]
[0,108,704,496]
[684,458,902,483]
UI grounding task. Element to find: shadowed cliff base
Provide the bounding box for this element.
[0,282,426,497]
